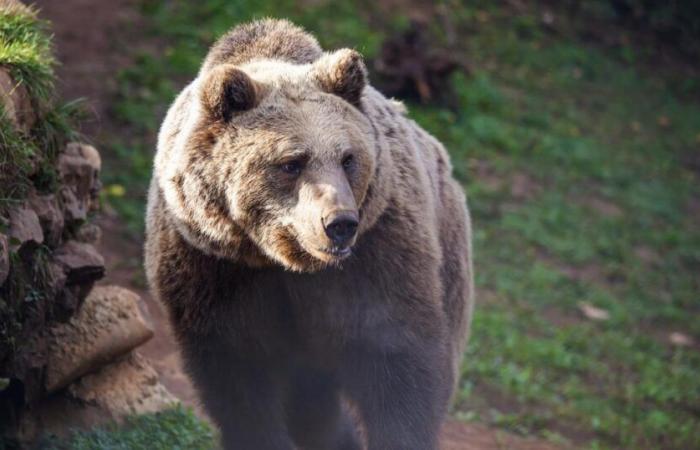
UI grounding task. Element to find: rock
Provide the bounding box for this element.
[0,68,35,133]
[59,186,86,224]
[73,223,101,245]
[65,142,101,173]
[69,352,177,418]
[53,240,104,285]
[28,193,64,247]
[8,206,43,251]
[45,286,154,393]
[58,143,102,221]
[58,148,95,194]
[16,355,176,443]
[0,233,8,285]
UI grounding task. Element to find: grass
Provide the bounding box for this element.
[428,6,700,448]
[0,5,52,211]
[36,406,217,450]
[0,4,54,107]
[100,0,700,448]
[0,5,82,211]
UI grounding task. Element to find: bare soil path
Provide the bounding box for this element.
[31,1,562,448]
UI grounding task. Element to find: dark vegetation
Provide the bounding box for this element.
[0,4,80,372]
[591,0,700,58]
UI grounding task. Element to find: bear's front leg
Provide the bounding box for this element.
[181,337,296,450]
[341,339,452,450]
[286,367,363,450]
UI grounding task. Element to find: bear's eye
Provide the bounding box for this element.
[280,159,304,176]
[342,154,354,170]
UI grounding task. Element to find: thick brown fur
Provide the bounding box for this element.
[201,18,323,72]
[145,19,473,450]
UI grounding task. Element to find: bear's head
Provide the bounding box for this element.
[158,49,382,272]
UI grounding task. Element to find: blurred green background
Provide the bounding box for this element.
[48,0,700,448]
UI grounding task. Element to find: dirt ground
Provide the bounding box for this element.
[31,0,562,448]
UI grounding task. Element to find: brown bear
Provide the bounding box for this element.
[145,18,474,450]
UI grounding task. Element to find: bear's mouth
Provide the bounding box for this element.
[305,243,353,264]
[285,228,353,267]
[320,246,352,258]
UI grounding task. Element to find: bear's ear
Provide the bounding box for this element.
[200,65,260,122]
[312,49,367,108]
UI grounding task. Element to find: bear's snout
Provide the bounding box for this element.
[323,210,359,248]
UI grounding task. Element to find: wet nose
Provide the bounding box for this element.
[324,212,359,247]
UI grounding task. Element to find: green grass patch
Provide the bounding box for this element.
[107,1,700,448]
[0,5,54,106]
[434,6,700,448]
[37,406,217,450]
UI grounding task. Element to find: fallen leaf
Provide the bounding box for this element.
[106,184,126,197]
[577,302,610,321]
[669,332,695,347]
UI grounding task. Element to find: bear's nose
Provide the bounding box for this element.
[324,212,359,247]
